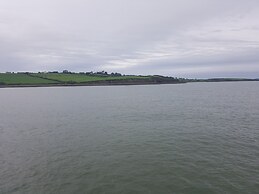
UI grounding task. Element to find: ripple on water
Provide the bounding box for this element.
[0,82,259,193]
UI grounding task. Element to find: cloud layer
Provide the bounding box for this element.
[0,0,259,77]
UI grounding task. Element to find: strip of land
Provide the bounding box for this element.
[0,72,184,88]
[0,72,258,88]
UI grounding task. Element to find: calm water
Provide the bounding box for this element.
[0,82,259,194]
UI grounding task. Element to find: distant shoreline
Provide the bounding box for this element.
[0,79,185,88]
[0,72,258,88]
[0,72,184,88]
[1,80,258,89]
[0,82,184,88]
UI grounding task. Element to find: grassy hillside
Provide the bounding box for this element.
[0,73,59,85]
[0,73,152,85]
[0,72,184,87]
[35,73,150,83]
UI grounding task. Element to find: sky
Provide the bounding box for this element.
[0,0,259,78]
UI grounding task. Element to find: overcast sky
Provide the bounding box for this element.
[0,0,259,78]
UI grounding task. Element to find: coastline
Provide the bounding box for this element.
[0,80,185,88]
[1,72,258,89]
[1,79,258,89]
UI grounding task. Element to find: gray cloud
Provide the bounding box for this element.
[0,0,259,78]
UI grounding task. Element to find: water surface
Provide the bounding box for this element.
[0,82,259,193]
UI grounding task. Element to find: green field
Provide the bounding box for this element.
[36,73,149,83]
[0,73,150,85]
[0,73,59,85]
[0,73,256,87]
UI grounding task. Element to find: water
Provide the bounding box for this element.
[0,82,259,194]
